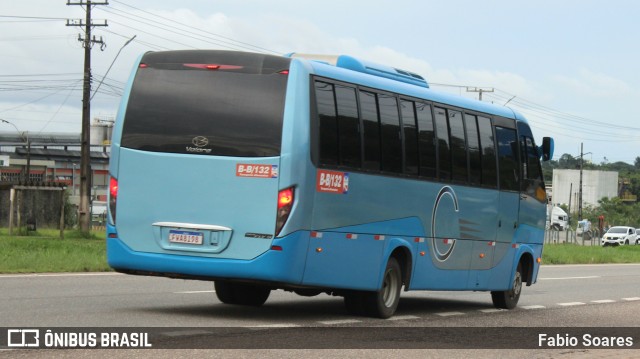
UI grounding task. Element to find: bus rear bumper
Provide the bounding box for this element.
[106,229,308,286]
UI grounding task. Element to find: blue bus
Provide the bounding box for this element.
[107,50,553,318]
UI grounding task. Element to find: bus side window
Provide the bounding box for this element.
[400,100,419,176]
[521,136,546,201]
[359,90,381,171]
[315,81,339,166]
[434,107,451,181]
[416,102,436,178]
[449,109,467,183]
[378,93,402,173]
[335,84,361,168]
[478,116,497,188]
[465,114,482,185]
[495,126,520,192]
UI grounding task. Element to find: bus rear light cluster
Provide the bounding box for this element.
[275,187,294,236]
[108,177,118,225]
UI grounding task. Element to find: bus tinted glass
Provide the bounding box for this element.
[121,50,290,157]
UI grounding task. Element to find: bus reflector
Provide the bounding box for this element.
[139,63,147,68]
[278,70,289,75]
[109,177,118,224]
[271,245,283,251]
[275,187,294,236]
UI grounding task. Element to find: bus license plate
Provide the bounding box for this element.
[168,230,203,245]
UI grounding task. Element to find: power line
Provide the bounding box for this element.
[109,0,281,55]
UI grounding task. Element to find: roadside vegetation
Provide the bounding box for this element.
[0,228,109,273]
[542,243,640,264]
[0,228,638,273]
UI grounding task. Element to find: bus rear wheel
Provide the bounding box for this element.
[344,257,402,318]
[214,281,271,307]
[491,263,522,309]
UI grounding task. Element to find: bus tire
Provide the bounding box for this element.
[362,256,402,318]
[491,263,523,309]
[214,281,271,307]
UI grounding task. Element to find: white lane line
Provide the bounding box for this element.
[539,276,600,280]
[521,305,546,310]
[387,315,421,321]
[622,297,640,301]
[0,272,122,278]
[558,302,586,306]
[252,323,300,328]
[435,311,464,317]
[591,299,616,304]
[479,308,506,313]
[318,319,362,325]
[173,290,216,294]
[161,329,213,337]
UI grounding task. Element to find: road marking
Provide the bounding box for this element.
[479,308,505,313]
[161,329,213,337]
[521,305,546,310]
[558,302,586,306]
[539,276,600,280]
[591,299,616,304]
[435,311,464,317]
[252,323,300,328]
[387,315,421,321]
[173,290,216,294]
[0,272,122,279]
[622,297,640,301]
[318,319,362,325]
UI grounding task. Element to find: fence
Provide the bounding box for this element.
[544,228,600,246]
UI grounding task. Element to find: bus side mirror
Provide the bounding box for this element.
[540,137,554,162]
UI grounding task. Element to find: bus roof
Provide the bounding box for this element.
[292,54,525,122]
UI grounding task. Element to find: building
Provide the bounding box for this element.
[0,120,112,210]
[551,169,618,210]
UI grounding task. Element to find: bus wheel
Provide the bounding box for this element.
[491,263,522,309]
[362,257,402,318]
[214,281,271,307]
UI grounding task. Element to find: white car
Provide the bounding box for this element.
[601,226,637,246]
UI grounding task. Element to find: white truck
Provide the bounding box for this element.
[548,206,569,231]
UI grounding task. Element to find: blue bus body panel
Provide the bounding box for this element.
[114,149,280,260]
[107,226,309,284]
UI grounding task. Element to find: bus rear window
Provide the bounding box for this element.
[121,50,291,157]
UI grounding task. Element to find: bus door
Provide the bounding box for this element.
[517,122,547,244]
[493,126,521,272]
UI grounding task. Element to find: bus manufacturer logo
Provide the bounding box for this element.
[316,170,349,194]
[192,136,209,147]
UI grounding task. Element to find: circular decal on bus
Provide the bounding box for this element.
[431,186,460,262]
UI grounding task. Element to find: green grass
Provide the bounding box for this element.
[1,229,639,273]
[542,243,640,264]
[0,228,110,273]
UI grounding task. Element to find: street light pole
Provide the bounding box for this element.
[91,35,136,101]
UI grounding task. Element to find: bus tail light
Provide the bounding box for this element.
[275,187,294,236]
[109,177,118,225]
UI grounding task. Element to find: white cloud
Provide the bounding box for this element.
[552,68,632,98]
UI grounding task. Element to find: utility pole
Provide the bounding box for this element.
[466,87,494,101]
[579,143,584,221]
[66,0,108,234]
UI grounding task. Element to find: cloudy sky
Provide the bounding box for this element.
[1,0,639,164]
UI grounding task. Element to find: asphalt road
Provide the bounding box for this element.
[0,264,638,357]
